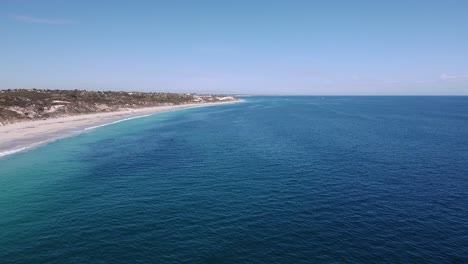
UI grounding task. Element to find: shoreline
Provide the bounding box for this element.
[0,100,242,158]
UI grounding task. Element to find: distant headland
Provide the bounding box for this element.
[0,89,241,157]
[0,89,238,125]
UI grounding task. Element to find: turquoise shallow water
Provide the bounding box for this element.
[1,97,467,263]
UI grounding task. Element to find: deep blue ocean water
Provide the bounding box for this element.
[1,96,467,263]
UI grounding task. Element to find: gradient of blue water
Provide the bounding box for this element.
[1,97,467,263]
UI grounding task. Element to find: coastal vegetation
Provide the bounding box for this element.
[0,89,237,125]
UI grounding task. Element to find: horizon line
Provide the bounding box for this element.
[1,88,468,97]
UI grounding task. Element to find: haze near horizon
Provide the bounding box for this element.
[2,0,468,95]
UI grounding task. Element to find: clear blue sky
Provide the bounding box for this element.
[2,0,468,95]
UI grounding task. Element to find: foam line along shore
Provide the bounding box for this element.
[0,100,242,158]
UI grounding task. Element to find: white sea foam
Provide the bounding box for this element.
[0,146,31,158]
[0,101,241,159]
[0,140,51,158]
[83,114,153,131]
[0,114,155,158]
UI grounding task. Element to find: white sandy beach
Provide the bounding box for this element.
[0,101,240,158]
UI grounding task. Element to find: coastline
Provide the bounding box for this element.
[0,100,242,158]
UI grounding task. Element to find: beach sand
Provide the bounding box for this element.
[0,101,240,158]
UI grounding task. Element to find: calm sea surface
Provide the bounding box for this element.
[1,97,467,263]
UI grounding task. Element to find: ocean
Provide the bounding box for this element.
[0,96,467,263]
